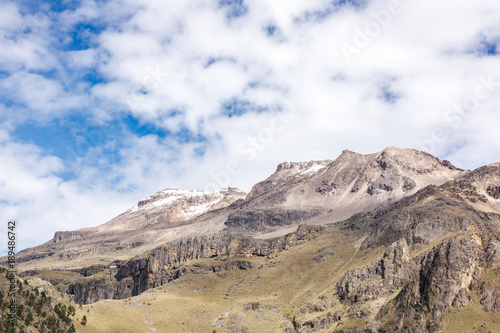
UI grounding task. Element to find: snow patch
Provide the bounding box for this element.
[180,201,215,219]
[126,188,229,214]
[301,162,328,175]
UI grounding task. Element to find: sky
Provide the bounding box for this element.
[0,0,499,253]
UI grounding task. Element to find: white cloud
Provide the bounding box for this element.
[1,0,500,250]
[0,134,134,251]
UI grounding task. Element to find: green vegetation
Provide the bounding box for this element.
[0,266,79,333]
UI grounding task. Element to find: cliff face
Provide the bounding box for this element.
[328,164,500,333]
[224,209,321,232]
[373,234,491,333]
[336,238,416,304]
[57,225,323,304]
[340,182,500,251]
[15,241,144,264]
[53,230,96,243]
[331,230,500,333]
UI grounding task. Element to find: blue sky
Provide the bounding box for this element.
[1,0,500,252]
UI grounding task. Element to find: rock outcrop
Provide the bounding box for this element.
[59,225,323,304]
[341,183,500,251]
[372,235,487,333]
[480,287,500,312]
[328,162,500,332]
[53,230,96,243]
[330,233,495,332]
[336,238,415,303]
[224,209,321,232]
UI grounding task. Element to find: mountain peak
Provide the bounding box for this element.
[275,160,330,174]
[341,149,359,155]
[130,187,245,213]
[242,147,467,222]
[246,160,331,200]
[104,187,246,230]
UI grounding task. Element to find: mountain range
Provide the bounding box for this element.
[2,147,500,333]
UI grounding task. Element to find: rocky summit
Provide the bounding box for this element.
[3,147,500,333]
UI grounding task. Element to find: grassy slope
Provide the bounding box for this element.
[442,262,500,333]
[73,229,383,333]
[37,228,492,333]
[0,266,78,333]
[443,303,500,333]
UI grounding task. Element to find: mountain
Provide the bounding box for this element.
[332,162,500,332]
[6,147,500,332]
[14,187,247,267]
[14,147,464,269]
[229,147,466,234]
[94,187,247,233]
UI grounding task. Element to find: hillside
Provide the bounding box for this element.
[0,266,79,333]
[66,161,500,332]
[5,147,500,332]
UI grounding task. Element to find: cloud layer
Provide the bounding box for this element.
[1,0,500,251]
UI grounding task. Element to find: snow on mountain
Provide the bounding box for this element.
[242,147,467,224]
[95,187,247,233]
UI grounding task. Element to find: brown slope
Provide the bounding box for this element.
[225,147,467,234]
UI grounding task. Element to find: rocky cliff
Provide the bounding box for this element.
[336,238,416,304]
[224,208,322,232]
[326,164,500,332]
[23,225,323,304]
